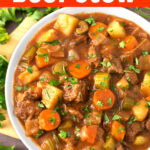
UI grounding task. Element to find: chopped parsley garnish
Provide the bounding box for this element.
[35,41,42,47]
[89,147,95,150]
[49,117,56,125]
[100,61,111,68]
[112,115,122,121]
[108,97,112,105]
[92,68,99,74]
[126,77,131,82]
[38,53,49,62]
[14,86,22,91]
[88,119,92,125]
[75,64,80,69]
[49,79,60,87]
[104,113,109,124]
[97,100,103,107]
[110,85,116,91]
[40,78,44,82]
[128,116,137,124]
[24,85,28,90]
[68,84,72,89]
[85,15,96,26]
[142,51,149,57]
[66,77,78,84]
[27,66,33,73]
[45,40,60,45]
[72,114,77,121]
[97,27,105,32]
[96,35,100,40]
[136,102,140,106]
[35,129,44,139]
[58,130,70,139]
[38,102,45,108]
[129,65,140,74]
[135,57,139,65]
[119,41,126,48]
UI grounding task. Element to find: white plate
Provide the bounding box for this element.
[5,7,150,150]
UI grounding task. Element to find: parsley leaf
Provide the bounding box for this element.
[45,40,60,45]
[142,51,149,57]
[38,53,49,62]
[104,113,109,124]
[129,65,140,74]
[128,116,137,125]
[38,102,45,108]
[49,79,60,87]
[97,27,105,32]
[35,129,44,139]
[14,86,22,91]
[112,114,122,121]
[119,41,126,48]
[27,66,33,74]
[58,130,70,139]
[85,15,96,26]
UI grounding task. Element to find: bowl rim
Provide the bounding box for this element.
[5,7,150,150]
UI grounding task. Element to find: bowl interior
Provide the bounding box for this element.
[5,7,150,150]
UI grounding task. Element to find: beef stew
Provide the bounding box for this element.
[13,12,150,150]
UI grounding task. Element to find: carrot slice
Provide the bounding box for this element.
[89,22,107,40]
[68,60,92,79]
[111,121,126,142]
[93,89,115,110]
[146,96,150,101]
[122,35,138,51]
[86,125,98,144]
[35,55,58,68]
[39,109,61,131]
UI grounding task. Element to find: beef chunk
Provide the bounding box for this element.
[22,88,41,101]
[68,107,83,122]
[14,100,42,120]
[146,117,150,132]
[69,35,87,48]
[126,122,144,142]
[25,119,40,136]
[125,72,139,85]
[92,33,107,46]
[108,57,123,74]
[116,143,124,150]
[88,45,100,67]
[126,85,142,100]
[84,110,102,125]
[63,80,87,103]
[68,49,80,62]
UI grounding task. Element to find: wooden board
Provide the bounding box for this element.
[0,17,35,139]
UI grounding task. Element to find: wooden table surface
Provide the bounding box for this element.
[0,7,150,150]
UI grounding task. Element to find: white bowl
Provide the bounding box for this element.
[5,7,150,150]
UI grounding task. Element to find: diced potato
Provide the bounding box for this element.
[116,77,129,90]
[37,29,58,42]
[18,65,40,85]
[107,20,126,38]
[42,85,63,109]
[94,72,110,89]
[134,135,147,145]
[54,14,79,36]
[141,72,150,96]
[132,99,148,121]
[103,136,115,150]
